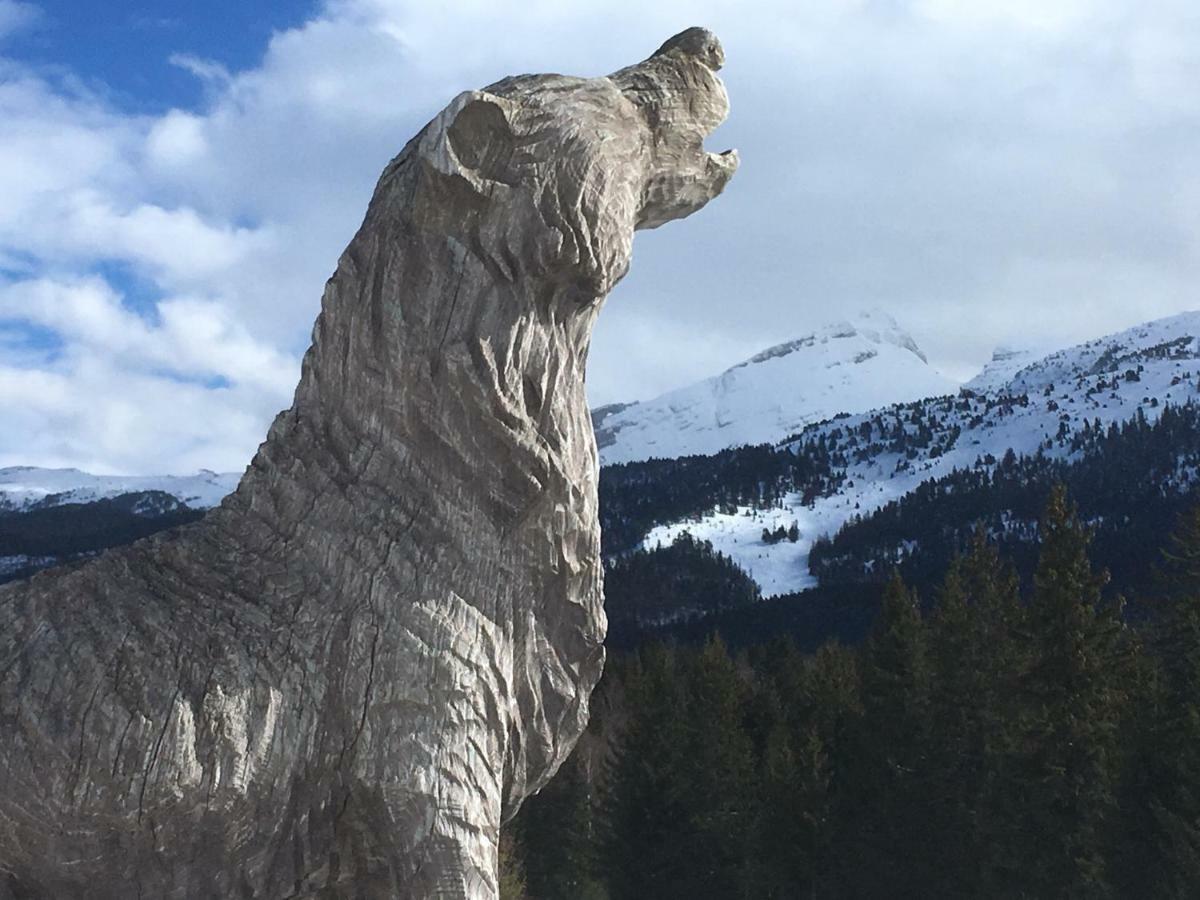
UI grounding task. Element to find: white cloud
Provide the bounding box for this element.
[0,277,297,393]
[145,110,208,169]
[0,67,138,221]
[167,53,232,87]
[913,0,1103,34]
[0,358,269,474]
[0,277,297,472]
[2,0,1200,472]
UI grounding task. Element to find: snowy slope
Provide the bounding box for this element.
[1004,312,1200,394]
[0,467,240,513]
[963,345,1038,393]
[646,311,1200,597]
[594,310,959,465]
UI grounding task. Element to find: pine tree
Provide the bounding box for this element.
[925,525,1025,894]
[602,645,688,900]
[498,829,528,900]
[751,639,859,896]
[752,719,831,898]
[1016,485,1127,897]
[837,571,935,895]
[1161,502,1200,587]
[1109,629,1165,899]
[516,750,600,899]
[1127,504,1200,896]
[602,639,755,900]
[672,637,756,898]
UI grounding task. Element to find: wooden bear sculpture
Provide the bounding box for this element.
[0,27,736,899]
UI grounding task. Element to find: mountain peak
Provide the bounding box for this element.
[1002,310,1200,394]
[730,310,928,373]
[964,345,1039,393]
[594,311,956,465]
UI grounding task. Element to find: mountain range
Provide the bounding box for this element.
[643,310,1200,597]
[5,310,1200,609]
[0,467,238,513]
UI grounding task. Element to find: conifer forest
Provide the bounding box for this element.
[502,488,1200,899]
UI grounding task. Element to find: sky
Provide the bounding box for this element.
[1,0,1198,474]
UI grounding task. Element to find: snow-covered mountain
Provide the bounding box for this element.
[593,310,959,465]
[645,311,1200,597]
[0,467,240,513]
[10,311,1200,603]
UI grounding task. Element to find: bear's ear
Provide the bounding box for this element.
[443,93,520,188]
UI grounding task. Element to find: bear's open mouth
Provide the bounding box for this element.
[709,148,740,176]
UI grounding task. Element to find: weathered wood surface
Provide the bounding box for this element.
[0,27,736,899]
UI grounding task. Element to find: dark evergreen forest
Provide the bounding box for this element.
[503,490,1200,898]
[604,401,1200,653]
[0,491,204,583]
[603,533,762,642]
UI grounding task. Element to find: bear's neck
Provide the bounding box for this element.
[210,219,602,615]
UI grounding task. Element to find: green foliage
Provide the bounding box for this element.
[602,638,756,899]
[1014,485,1128,897]
[835,572,937,895]
[603,533,760,641]
[1121,505,1200,896]
[924,526,1025,894]
[513,751,600,899]
[761,522,800,545]
[498,829,528,900]
[508,489,1200,898]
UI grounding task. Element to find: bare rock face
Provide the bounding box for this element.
[0,28,736,899]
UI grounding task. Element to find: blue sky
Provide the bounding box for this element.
[10,1,318,111]
[2,0,1199,473]
[0,0,318,365]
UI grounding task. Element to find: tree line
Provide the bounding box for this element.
[811,402,1200,601]
[0,491,205,584]
[599,443,841,556]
